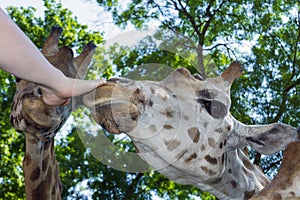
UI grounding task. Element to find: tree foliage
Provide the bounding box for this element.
[0,70,24,199]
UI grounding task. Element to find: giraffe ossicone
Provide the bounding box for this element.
[83,61,299,199]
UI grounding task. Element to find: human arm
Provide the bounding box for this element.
[0,8,105,105]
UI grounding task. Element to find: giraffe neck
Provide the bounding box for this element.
[23,134,62,200]
[201,149,269,199]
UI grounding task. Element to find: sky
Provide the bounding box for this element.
[0,0,161,51]
[0,0,105,29]
[0,0,139,40]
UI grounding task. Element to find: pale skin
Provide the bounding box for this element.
[0,8,106,106]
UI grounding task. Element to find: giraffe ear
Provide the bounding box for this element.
[245,124,298,155]
[229,122,299,155]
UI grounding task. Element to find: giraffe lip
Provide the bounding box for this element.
[82,82,145,111]
[82,82,137,109]
[97,100,134,107]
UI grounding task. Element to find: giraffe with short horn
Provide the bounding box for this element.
[251,140,300,199]
[83,61,300,199]
[10,26,96,200]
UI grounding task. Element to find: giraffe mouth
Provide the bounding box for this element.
[83,82,146,134]
[11,92,67,139]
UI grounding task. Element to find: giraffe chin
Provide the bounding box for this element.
[91,100,140,134]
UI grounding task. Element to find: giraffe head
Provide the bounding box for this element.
[83,61,299,199]
[10,26,95,141]
[83,61,242,134]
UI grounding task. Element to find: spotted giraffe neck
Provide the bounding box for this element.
[23,134,62,200]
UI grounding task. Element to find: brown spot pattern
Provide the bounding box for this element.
[230,180,237,188]
[30,167,41,181]
[201,145,206,151]
[201,166,217,176]
[184,153,197,163]
[221,188,229,196]
[24,153,32,167]
[188,127,200,143]
[208,138,216,147]
[244,190,255,199]
[32,167,53,199]
[290,192,296,197]
[210,177,222,184]
[163,124,174,130]
[149,100,153,107]
[164,139,180,151]
[214,128,223,133]
[160,108,175,118]
[274,194,282,200]
[227,125,231,131]
[204,155,218,165]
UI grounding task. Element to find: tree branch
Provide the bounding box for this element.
[291,11,300,80]
[124,173,144,199]
[169,0,201,39]
[200,0,226,45]
[203,42,236,51]
[204,42,238,60]
[262,158,282,174]
[269,32,293,65]
[272,77,300,122]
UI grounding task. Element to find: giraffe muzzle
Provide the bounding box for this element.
[83,81,146,134]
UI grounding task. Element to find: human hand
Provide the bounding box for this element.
[40,78,106,106]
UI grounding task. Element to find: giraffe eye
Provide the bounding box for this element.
[198,99,227,119]
[33,87,43,97]
[197,89,227,118]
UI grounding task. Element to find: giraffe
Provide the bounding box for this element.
[83,61,300,200]
[251,140,300,199]
[10,26,96,200]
